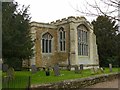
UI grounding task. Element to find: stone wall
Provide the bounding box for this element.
[30,22,70,67]
[31,73,119,89]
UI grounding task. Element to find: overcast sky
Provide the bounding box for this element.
[14,0,112,23]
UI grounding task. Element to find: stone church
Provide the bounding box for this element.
[29,16,99,68]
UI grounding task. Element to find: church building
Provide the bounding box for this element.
[30,16,99,68]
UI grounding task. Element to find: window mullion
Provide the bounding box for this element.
[46,39,48,53]
[43,39,46,53]
[49,40,51,53]
[64,40,65,51]
[62,40,64,51]
[48,39,49,53]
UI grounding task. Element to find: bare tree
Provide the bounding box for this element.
[73,0,119,21]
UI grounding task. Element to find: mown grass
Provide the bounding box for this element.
[2,68,119,88]
[31,68,119,85]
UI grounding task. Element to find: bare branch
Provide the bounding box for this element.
[100,0,118,8]
[73,0,119,21]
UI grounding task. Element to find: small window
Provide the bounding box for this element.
[59,27,66,51]
[42,32,53,53]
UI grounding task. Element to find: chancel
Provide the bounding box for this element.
[30,16,99,69]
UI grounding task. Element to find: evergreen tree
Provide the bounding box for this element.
[92,15,118,67]
[2,2,33,70]
[115,33,120,67]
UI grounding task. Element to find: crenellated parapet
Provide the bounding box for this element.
[30,16,93,30]
[50,16,88,25]
[30,16,93,31]
[50,16,93,32]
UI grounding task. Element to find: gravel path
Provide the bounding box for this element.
[86,78,119,88]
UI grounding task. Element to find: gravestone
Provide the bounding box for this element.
[99,67,104,73]
[80,64,83,70]
[74,65,79,73]
[109,64,112,72]
[67,65,71,71]
[31,65,37,74]
[6,67,15,80]
[79,64,83,73]
[2,64,8,72]
[53,64,60,76]
[45,68,50,76]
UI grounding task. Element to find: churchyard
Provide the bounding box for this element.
[2,65,119,88]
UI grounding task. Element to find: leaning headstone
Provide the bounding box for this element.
[6,67,15,80]
[109,64,112,72]
[31,65,37,74]
[2,64,8,72]
[99,67,104,73]
[74,65,79,73]
[53,64,60,76]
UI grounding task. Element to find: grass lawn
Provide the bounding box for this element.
[31,68,119,85]
[2,68,120,88]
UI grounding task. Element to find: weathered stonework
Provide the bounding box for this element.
[30,16,99,68]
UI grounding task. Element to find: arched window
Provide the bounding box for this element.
[42,32,53,53]
[59,27,66,51]
[77,25,88,56]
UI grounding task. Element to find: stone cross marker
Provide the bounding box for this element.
[31,65,37,74]
[53,64,60,76]
[109,64,112,72]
